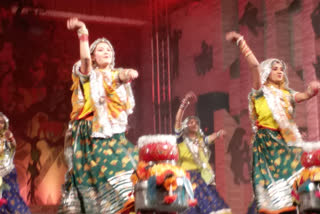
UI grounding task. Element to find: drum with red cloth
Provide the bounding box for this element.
[138,135,179,163]
[131,135,196,213]
[293,142,320,213]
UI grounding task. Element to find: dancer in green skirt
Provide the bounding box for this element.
[226,31,320,213]
[59,18,139,214]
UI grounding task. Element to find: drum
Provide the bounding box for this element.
[298,181,320,213]
[301,150,320,168]
[133,135,196,213]
[292,142,320,213]
[138,135,179,162]
[135,177,190,213]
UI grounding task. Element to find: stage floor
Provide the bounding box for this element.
[29,205,59,214]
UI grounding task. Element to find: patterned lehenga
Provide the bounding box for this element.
[249,85,303,213]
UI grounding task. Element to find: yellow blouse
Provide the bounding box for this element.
[178,142,200,171]
[177,140,210,171]
[254,96,278,129]
[70,61,135,138]
[71,69,130,121]
[77,81,93,119]
[254,89,291,130]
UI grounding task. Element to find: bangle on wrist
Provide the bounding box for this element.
[236,36,244,46]
[179,101,190,110]
[123,70,130,82]
[77,27,89,38]
[239,40,252,57]
[307,86,313,97]
[119,70,130,83]
[245,50,253,57]
[307,86,319,97]
[181,97,188,103]
[117,73,123,84]
[79,34,88,41]
[125,70,129,79]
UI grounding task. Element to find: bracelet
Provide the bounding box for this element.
[117,72,123,84]
[123,70,130,81]
[306,86,313,97]
[239,41,249,51]
[216,131,220,138]
[307,85,319,97]
[236,36,244,46]
[77,27,89,38]
[125,70,132,83]
[245,50,253,57]
[179,100,190,110]
[125,70,130,78]
[118,69,130,83]
[239,39,253,57]
[79,34,88,41]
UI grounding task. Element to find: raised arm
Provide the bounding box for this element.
[295,80,320,103]
[226,31,261,90]
[67,17,91,75]
[175,91,197,131]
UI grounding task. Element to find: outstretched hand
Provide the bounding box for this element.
[183,91,197,103]
[307,80,320,97]
[120,69,139,83]
[67,17,86,31]
[216,129,226,139]
[127,69,139,81]
[208,129,226,144]
[225,31,243,43]
[177,91,196,112]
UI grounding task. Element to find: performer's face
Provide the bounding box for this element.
[268,61,284,85]
[187,118,199,133]
[93,42,113,68]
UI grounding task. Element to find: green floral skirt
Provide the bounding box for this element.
[59,120,138,214]
[252,128,303,212]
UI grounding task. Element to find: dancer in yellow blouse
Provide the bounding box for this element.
[175,92,232,214]
[226,31,320,214]
[59,18,139,214]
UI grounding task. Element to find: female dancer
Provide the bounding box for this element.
[0,112,30,214]
[175,92,232,214]
[226,31,320,213]
[59,18,139,214]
